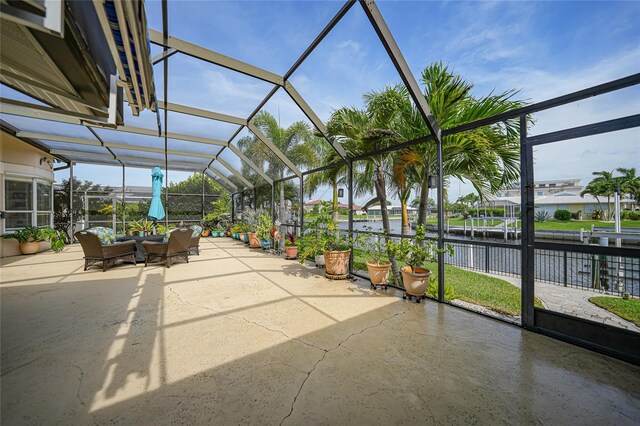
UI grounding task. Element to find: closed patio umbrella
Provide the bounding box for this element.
[148,167,165,221]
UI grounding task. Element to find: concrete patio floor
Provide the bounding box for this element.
[1,238,639,425]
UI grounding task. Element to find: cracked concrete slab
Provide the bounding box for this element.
[1,238,639,425]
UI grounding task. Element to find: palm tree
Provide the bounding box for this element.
[581,170,617,220]
[303,142,347,222]
[616,167,639,201]
[238,111,320,225]
[388,63,527,226]
[327,87,407,284]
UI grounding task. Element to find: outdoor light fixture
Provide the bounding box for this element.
[427,175,438,188]
[338,188,344,197]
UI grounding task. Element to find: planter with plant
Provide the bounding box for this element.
[2,226,66,255]
[388,225,452,303]
[284,232,298,259]
[231,223,241,239]
[298,203,356,279]
[362,229,391,289]
[129,219,154,237]
[256,212,272,250]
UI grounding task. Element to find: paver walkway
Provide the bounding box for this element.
[479,272,640,332]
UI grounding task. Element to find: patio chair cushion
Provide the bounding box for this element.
[189,225,202,238]
[163,225,202,242]
[86,227,116,245]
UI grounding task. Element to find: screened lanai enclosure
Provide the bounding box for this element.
[1,0,639,423]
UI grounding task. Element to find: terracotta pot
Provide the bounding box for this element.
[248,232,261,248]
[324,250,350,278]
[401,266,432,296]
[201,230,210,237]
[227,231,231,237]
[19,241,40,255]
[366,261,391,285]
[285,245,298,259]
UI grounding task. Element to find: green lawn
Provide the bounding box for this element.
[535,220,640,231]
[589,297,640,327]
[353,248,542,316]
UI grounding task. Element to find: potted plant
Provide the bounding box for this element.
[363,229,391,289]
[129,219,154,237]
[388,225,452,303]
[256,212,272,250]
[284,232,298,259]
[231,223,241,239]
[244,209,264,248]
[298,202,355,279]
[2,226,41,255]
[201,223,211,237]
[37,227,67,252]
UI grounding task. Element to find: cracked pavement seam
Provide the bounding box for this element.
[279,304,418,425]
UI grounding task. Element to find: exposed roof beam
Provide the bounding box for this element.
[16,131,220,160]
[158,101,247,126]
[247,122,302,177]
[105,125,228,146]
[284,0,356,80]
[227,143,273,185]
[359,0,442,142]
[152,47,177,65]
[0,99,229,147]
[207,166,238,191]
[284,81,347,161]
[149,29,284,86]
[214,156,254,189]
[204,169,236,194]
[50,149,209,169]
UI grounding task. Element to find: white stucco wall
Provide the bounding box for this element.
[0,131,55,257]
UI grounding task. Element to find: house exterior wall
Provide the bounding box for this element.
[0,132,55,257]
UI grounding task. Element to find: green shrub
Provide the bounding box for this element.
[621,210,640,221]
[553,209,571,221]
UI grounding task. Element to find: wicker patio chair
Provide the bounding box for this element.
[189,224,202,255]
[142,228,191,268]
[75,230,137,272]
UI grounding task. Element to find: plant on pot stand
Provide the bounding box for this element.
[298,202,356,280]
[363,228,391,290]
[388,225,452,303]
[256,212,272,250]
[284,232,298,259]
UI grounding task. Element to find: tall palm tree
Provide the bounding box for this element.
[616,167,639,201]
[238,111,320,225]
[581,170,617,220]
[327,87,407,284]
[389,62,527,226]
[303,141,347,221]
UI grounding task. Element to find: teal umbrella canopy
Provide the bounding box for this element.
[148,167,165,221]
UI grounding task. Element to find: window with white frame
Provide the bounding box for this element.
[4,178,52,230]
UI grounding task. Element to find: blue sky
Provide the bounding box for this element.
[3,0,639,203]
